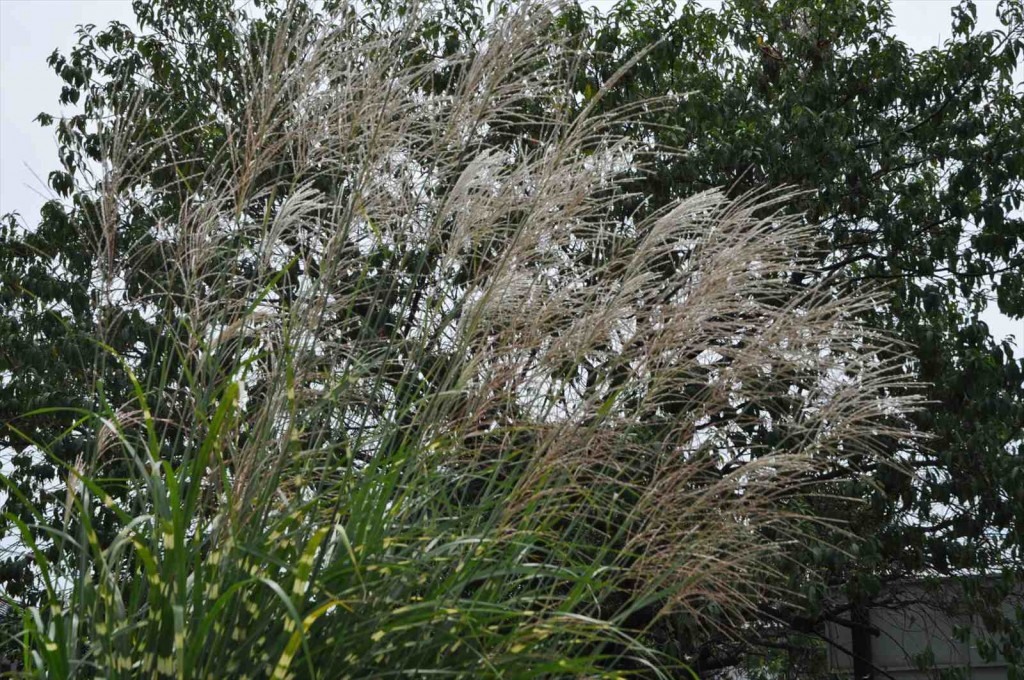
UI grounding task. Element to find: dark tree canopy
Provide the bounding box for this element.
[1,0,1022,675]
[564,0,1024,671]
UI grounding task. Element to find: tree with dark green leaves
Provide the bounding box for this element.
[564,0,1024,674]
[1,0,1022,677]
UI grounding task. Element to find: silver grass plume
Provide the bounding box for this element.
[73,0,924,669]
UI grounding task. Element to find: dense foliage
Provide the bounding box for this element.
[1,0,1021,676]
[567,0,1024,671]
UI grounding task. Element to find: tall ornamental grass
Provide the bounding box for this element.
[1,2,920,677]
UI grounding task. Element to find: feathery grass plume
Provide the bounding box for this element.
[2,1,922,676]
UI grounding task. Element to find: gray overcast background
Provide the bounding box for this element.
[1,0,1020,353]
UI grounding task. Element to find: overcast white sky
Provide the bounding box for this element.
[0,0,1020,352]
